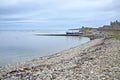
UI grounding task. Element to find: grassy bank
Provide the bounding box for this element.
[115,34,120,40]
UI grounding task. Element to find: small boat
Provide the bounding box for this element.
[66,32,83,34]
[66,30,83,34]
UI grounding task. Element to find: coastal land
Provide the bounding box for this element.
[0,37,120,80]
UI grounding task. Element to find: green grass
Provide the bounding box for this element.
[115,34,120,40]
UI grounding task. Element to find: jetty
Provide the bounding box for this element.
[35,29,83,36]
[35,33,83,36]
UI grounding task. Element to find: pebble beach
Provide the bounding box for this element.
[0,38,120,80]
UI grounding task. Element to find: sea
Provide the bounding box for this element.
[0,30,90,67]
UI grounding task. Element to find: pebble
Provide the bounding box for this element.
[0,38,120,80]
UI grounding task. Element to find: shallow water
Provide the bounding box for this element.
[0,30,90,66]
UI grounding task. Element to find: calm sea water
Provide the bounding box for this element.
[0,30,90,66]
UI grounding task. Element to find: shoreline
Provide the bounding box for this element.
[0,38,120,80]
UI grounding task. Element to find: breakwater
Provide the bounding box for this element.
[35,33,82,36]
[35,33,101,40]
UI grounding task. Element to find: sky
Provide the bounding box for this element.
[0,0,120,30]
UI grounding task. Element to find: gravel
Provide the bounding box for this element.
[0,38,120,80]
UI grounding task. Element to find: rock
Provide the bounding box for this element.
[0,38,120,80]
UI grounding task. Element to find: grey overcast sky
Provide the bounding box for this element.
[0,0,120,30]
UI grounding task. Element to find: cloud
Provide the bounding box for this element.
[0,0,120,29]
